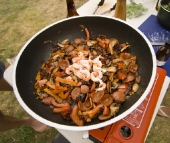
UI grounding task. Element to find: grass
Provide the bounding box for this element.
[0,0,88,142]
[0,0,170,142]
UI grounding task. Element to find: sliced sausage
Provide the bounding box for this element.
[128,63,138,73]
[41,96,53,105]
[73,38,82,45]
[81,85,89,94]
[76,45,84,50]
[112,91,126,103]
[92,90,104,103]
[118,83,130,93]
[124,73,135,83]
[100,96,113,106]
[58,59,70,70]
[71,87,81,100]
[65,45,74,54]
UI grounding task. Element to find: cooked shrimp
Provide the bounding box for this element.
[76,70,83,79]
[80,69,91,81]
[72,52,85,63]
[91,71,103,82]
[96,82,106,91]
[36,79,47,87]
[79,60,91,71]
[65,65,73,75]
[93,55,103,67]
[72,63,81,69]
[93,64,102,71]
[72,57,81,63]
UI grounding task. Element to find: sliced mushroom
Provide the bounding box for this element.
[111,82,119,90]
[110,103,120,116]
[85,104,104,119]
[102,66,117,73]
[87,40,97,46]
[78,98,91,111]
[109,38,119,58]
[61,39,69,45]
[107,81,111,93]
[109,38,119,55]
[105,59,112,66]
[98,102,120,120]
[120,43,130,52]
[57,42,65,48]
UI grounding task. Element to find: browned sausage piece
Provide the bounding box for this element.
[128,63,138,73]
[76,45,84,50]
[71,87,81,100]
[100,96,113,106]
[58,59,70,70]
[81,85,89,94]
[73,38,82,45]
[65,45,74,54]
[68,50,78,58]
[112,91,126,103]
[41,96,53,105]
[124,73,135,83]
[92,90,104,103]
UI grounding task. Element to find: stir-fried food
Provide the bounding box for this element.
[34,27,140,126]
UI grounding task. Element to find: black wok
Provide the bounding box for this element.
[12,15,156,131]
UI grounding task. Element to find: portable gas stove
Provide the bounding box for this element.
[89,67,166,143]
[53,67,166,143]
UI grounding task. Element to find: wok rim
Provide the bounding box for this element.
[12,15,157,131]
